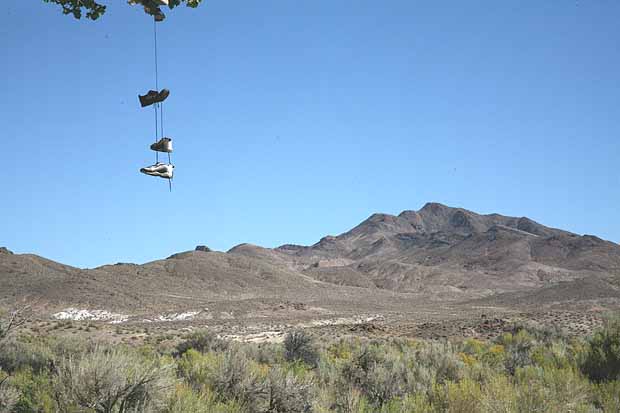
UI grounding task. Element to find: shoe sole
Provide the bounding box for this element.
[141,169,172,178]
[150,145,173,153]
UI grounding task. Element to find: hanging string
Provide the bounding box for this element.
[154,103,159,163]
[153,17,160,163]
[154,17,171,167]
[160,100,164,140]
[154,15,170,191]
[160,101,170,163]
[153,17,159,92]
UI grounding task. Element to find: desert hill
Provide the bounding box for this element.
[256,203,620,296]
[2,203,620,319]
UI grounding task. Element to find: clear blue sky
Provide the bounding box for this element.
[2,1,619,268]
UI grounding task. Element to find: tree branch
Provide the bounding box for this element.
[42,0,204,21]
[0,304,32,342]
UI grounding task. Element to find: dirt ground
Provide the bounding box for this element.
[17,299,617,348]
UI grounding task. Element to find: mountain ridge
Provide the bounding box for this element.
[2,202,620,316]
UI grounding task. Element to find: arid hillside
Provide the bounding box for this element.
[2,203,620,326]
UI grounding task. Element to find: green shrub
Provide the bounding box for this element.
[581,318,620,382]
[10,369,56,413]
[264,366,313,412]
[379,393,433,413]
[507,321,566,344]
[330,341,460,408]
[336,343,401,406]
[164,384,243,413]
[414,341,464,385]
[530,340,576,371]
[242,342,283,366]
[53,344,175,412]
[0,369,19,412]
[312,385,370,413]
[165,384,211,413]
[497,330,536,375]
[284,330,319,368]
[479,374,518,413]
[514,366,590,412]
[48,336,94,360]
[593,381,620,412]
[459,338,485,358]
[175,329,229,357]
[178,349,266,411]
[443,377,483,413]
[0,340,53,375]
[5,320,620,412]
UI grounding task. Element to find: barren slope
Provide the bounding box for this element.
[2,203,620,320]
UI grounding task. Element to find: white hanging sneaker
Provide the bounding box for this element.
[140,162,174,179]
[150,137,173,153]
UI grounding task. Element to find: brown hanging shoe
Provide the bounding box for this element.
[138,89,170,107]
[150,137,173,153]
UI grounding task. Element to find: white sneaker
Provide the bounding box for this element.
[140,162,174,179]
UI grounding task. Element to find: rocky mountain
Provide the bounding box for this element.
[2,203,620,315]
[233,202,620,299]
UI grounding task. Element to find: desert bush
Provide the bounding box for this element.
[459,338,485,357]
[336,342,436,407]
[507,321,566,344]
[581,318,620,382]
[7,322,620,412]
[10,369,56,413]
[530,340,576,371]
[313,385,372,413]
[514,366,558,413]
[514,366,590,413]
[175,329,229,357]
[481,344,506,370]
[264,366,313,413]
[178,348,266,411]
[52,345,175,413]
[0,385,19,413]
[284,331,319,368]
[0,340,53,375]
[457,339,506,371]
[242,343,283,366]
[317,339,464,409]
[48,336,95,361]
[337,344,400,406]
[479,374,518,413]
[165,384,211,413]
[0,369,19,413]
[414,341,464,386]
[379,393,433,413]
[497,330,536,375]
[325,338,356,362]
[358,359,408,405]
[164,384,243,413]
[463,361,500,387]
[592,381,620,412]
[442,378,483,413]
